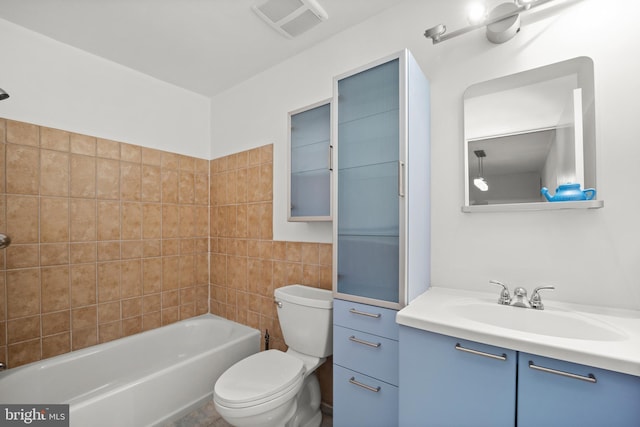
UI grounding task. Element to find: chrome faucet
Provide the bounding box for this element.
[489,280,554,310]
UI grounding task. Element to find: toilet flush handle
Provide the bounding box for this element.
[274,299,283,309]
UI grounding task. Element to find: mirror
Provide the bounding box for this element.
[463,57,599,211]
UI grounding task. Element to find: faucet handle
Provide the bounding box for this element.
[530,286,555,310]
[489,280,511,305]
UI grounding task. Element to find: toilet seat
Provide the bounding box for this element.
[214,350,305,409]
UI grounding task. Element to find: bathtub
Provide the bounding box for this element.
[0,314,260,427]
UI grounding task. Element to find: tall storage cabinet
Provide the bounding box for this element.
[332,49,430,427]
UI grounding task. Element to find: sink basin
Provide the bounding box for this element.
[449,301,628,341]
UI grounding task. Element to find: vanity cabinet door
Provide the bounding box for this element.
[333,365,398,427]
[399,326,517,427]
[518,353,640,427]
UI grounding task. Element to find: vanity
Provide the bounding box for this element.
[396,287,640,427]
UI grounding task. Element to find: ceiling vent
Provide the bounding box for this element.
[252,0,329,38]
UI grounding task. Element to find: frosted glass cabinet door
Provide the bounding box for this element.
[288,101,331,221]
[336,58,401,303]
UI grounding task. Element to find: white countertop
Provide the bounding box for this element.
[396,287,640,377]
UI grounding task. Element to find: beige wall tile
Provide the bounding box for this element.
[6,195,38,243]
[40,243,69,267]
[6,244,39,269]
[40,150,69,196]
[71,264,97,307]
[0,143,5,193]
[97,261,120,302]
[72,326,97,350]
[7,315,41,344]
[121,143,141,163]
[121,241,142,259]
[179,155,194,172]
[40,197,69,243]
[42,332,71,359]
[72,305,97,330]
[6,268,40,319]
[179,171,194,204]
[97,200,120,241]
[122,297,142,318]
[179,205,194,238]
[143,293,161,313]
[161,152,180,170]
[121,259,142,298]
[6,144,39,195]
[70,134,96,156]
[42,310,70,336]
[70,242,97,264]
[41,266,70,313]
[121,162,141,201]
[96,138,120,159]
[6,120,38,146]
[121,202,142,240]
[98,301,120,324]
[141,147,162,166]
[96,158,120,199]
[8,339,41,368]
[40,127,70,151]
[142,203,161,239]
[161,170,179,204]
[70,199,96,242]
[162,205,179,238]
[70,154,96,198]
[97,241,120,261]
[122,316,142,336]
[143,258,162,295]
[142,165,161,202]
[162,257,179,290]
[143,311,161,331]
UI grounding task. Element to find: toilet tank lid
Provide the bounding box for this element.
[275,285,333,309]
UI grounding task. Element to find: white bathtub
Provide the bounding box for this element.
[0,314,260,427]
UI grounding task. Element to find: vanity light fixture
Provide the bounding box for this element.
[473,150,489,192]
[424,0,557,45]
[0,88,9,101]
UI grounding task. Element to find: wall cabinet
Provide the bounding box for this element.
[331,49,430,427]
[399,326,640,427]
[332,49,430,310]
[288,99,332,221]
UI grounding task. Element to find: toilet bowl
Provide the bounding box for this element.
[214,285,333,427]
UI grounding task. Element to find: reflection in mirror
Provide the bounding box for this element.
[463,57,597,210]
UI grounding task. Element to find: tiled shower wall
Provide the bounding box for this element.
[0,117,333,405]
[208,146,334,404]
[0,118,210,368]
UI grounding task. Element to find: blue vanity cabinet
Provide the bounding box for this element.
[399,326,517,427]
[518,353,640,427]
[331,49,429,427]
[333,299,399,427]
[288,100,332,221]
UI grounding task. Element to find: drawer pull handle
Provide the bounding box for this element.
[529,361,597,383]
[455,343,507,361]
[349,377,381,393]
[349,335,381,348]
[349,308,381,318]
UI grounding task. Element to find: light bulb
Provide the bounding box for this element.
[466,2,487,24]
[474,177,489,192]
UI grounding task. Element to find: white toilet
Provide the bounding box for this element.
[214,284,333,427]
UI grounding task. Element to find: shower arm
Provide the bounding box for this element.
[425,0,556,44]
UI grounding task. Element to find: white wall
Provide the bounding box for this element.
[0,18,211,158]
[210,0,640,310]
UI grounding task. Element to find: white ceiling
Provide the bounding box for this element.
[0,0,405,97]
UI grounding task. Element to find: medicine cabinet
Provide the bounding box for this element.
[288,99,332,221]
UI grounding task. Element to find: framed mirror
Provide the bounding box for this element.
[462,57,602,212]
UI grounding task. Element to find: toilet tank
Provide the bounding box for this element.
[275,285,333,358]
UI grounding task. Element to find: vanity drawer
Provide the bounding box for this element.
[333,364,398,427]
[334,325,399,385]
[333,299,398,339]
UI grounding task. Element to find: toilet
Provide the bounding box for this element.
[214,284,333,427]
